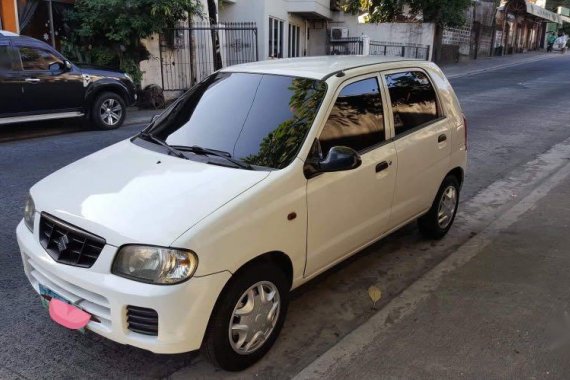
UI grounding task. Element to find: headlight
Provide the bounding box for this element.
[24,195,35,232]
[112,245,198,285]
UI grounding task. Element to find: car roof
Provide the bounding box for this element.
[0,30,45,45]
[221,55,424,80]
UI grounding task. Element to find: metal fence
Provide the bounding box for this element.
[328,37,364,55]
[159,22,258,91]
[327,37,430,61]
[369,41,430,60]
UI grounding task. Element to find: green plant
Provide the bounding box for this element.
[341,0,470,26]
[64,0,203,85]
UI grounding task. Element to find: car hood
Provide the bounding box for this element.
[31,140,271,247]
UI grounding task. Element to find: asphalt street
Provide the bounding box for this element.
[1,54,570,379]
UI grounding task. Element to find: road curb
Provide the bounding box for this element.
[294,138,570,379]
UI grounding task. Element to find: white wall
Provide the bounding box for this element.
[140,35,162,89]
[333,12,435,58]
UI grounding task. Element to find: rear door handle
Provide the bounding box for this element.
[438,134,447,143]
[375,161,390,173]
[24,78,41,84]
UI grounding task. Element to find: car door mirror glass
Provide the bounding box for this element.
[318,146,362,174]
[48,61,65,73]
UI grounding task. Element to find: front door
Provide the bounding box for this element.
[15,44,85,114]
[305,75,397,277]
[382,70,452,227]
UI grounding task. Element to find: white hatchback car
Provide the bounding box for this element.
[17,56,466,371]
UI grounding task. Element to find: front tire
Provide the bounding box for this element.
[201,262,290,371]
[418,175,460,239]
[91,92,126,130]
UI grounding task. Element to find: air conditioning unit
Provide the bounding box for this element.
[330,27,349,40]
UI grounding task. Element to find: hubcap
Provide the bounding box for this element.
[99,99,123,126]
[437,185,458,229]
[229,281,280,355]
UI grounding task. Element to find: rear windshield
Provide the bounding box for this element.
[147,72,327,170]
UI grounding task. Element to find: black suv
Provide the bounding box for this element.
[0,31,137,130]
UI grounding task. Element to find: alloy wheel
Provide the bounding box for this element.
[99,99,123,126]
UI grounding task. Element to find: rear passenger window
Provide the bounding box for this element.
[319,77,384,155]
[386,71,439,136]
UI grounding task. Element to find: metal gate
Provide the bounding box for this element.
[159,22,258,91]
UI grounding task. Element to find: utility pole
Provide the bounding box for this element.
[48,0,56,48]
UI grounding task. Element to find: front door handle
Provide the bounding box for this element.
[438,134,447,143]
[24,78,41,84]
[375,161,390,173]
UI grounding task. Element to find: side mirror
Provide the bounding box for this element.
[305,146,362,178]
[49,61,71,73]
[48,61,64,73]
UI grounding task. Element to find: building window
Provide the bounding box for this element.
[269,17,284,58]
[288,24,301,57]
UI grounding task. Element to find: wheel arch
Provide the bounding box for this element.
[446,167,464,188]
[85,84,130,116]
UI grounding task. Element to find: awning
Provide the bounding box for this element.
[526,3,562,24]
[498,1,563,24]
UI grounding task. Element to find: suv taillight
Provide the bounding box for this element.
[463,114,468,151]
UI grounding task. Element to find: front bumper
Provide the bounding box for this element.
[16,220,230,354]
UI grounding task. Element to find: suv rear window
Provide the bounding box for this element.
[386,71,439,136]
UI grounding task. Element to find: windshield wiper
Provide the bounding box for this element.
[137,132,188,160]
[173,145,253,170]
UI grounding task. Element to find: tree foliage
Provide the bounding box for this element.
[64,0,202,84]
[341,0,471,27]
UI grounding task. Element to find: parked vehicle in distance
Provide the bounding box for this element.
[16,55,467,371]
[0,30,136,129]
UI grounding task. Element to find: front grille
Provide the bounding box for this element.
[127,306,159,336]
[39,212,106,268]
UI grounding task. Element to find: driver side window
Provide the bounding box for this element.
[318,77,385,156]
[18,47,62,71]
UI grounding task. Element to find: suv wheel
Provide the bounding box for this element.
[418,175,460,239]
[201,262,289,371]
[91,92,126,130]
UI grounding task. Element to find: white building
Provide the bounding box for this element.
[218,0,357,58]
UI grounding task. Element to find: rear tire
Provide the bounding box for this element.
[90,92,126,130]
[201,262,290,371]
[418,175,460,240]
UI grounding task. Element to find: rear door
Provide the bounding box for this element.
[381,69,452,227]
[0,41,25,116]
[14,44,85,113]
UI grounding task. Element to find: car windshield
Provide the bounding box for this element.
[145,72,327,170]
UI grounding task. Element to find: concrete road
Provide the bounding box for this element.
[1,54,570,379]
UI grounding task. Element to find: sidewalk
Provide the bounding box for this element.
[124,108,161,127]
[441,51,558,79]
[296,159,570,378]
